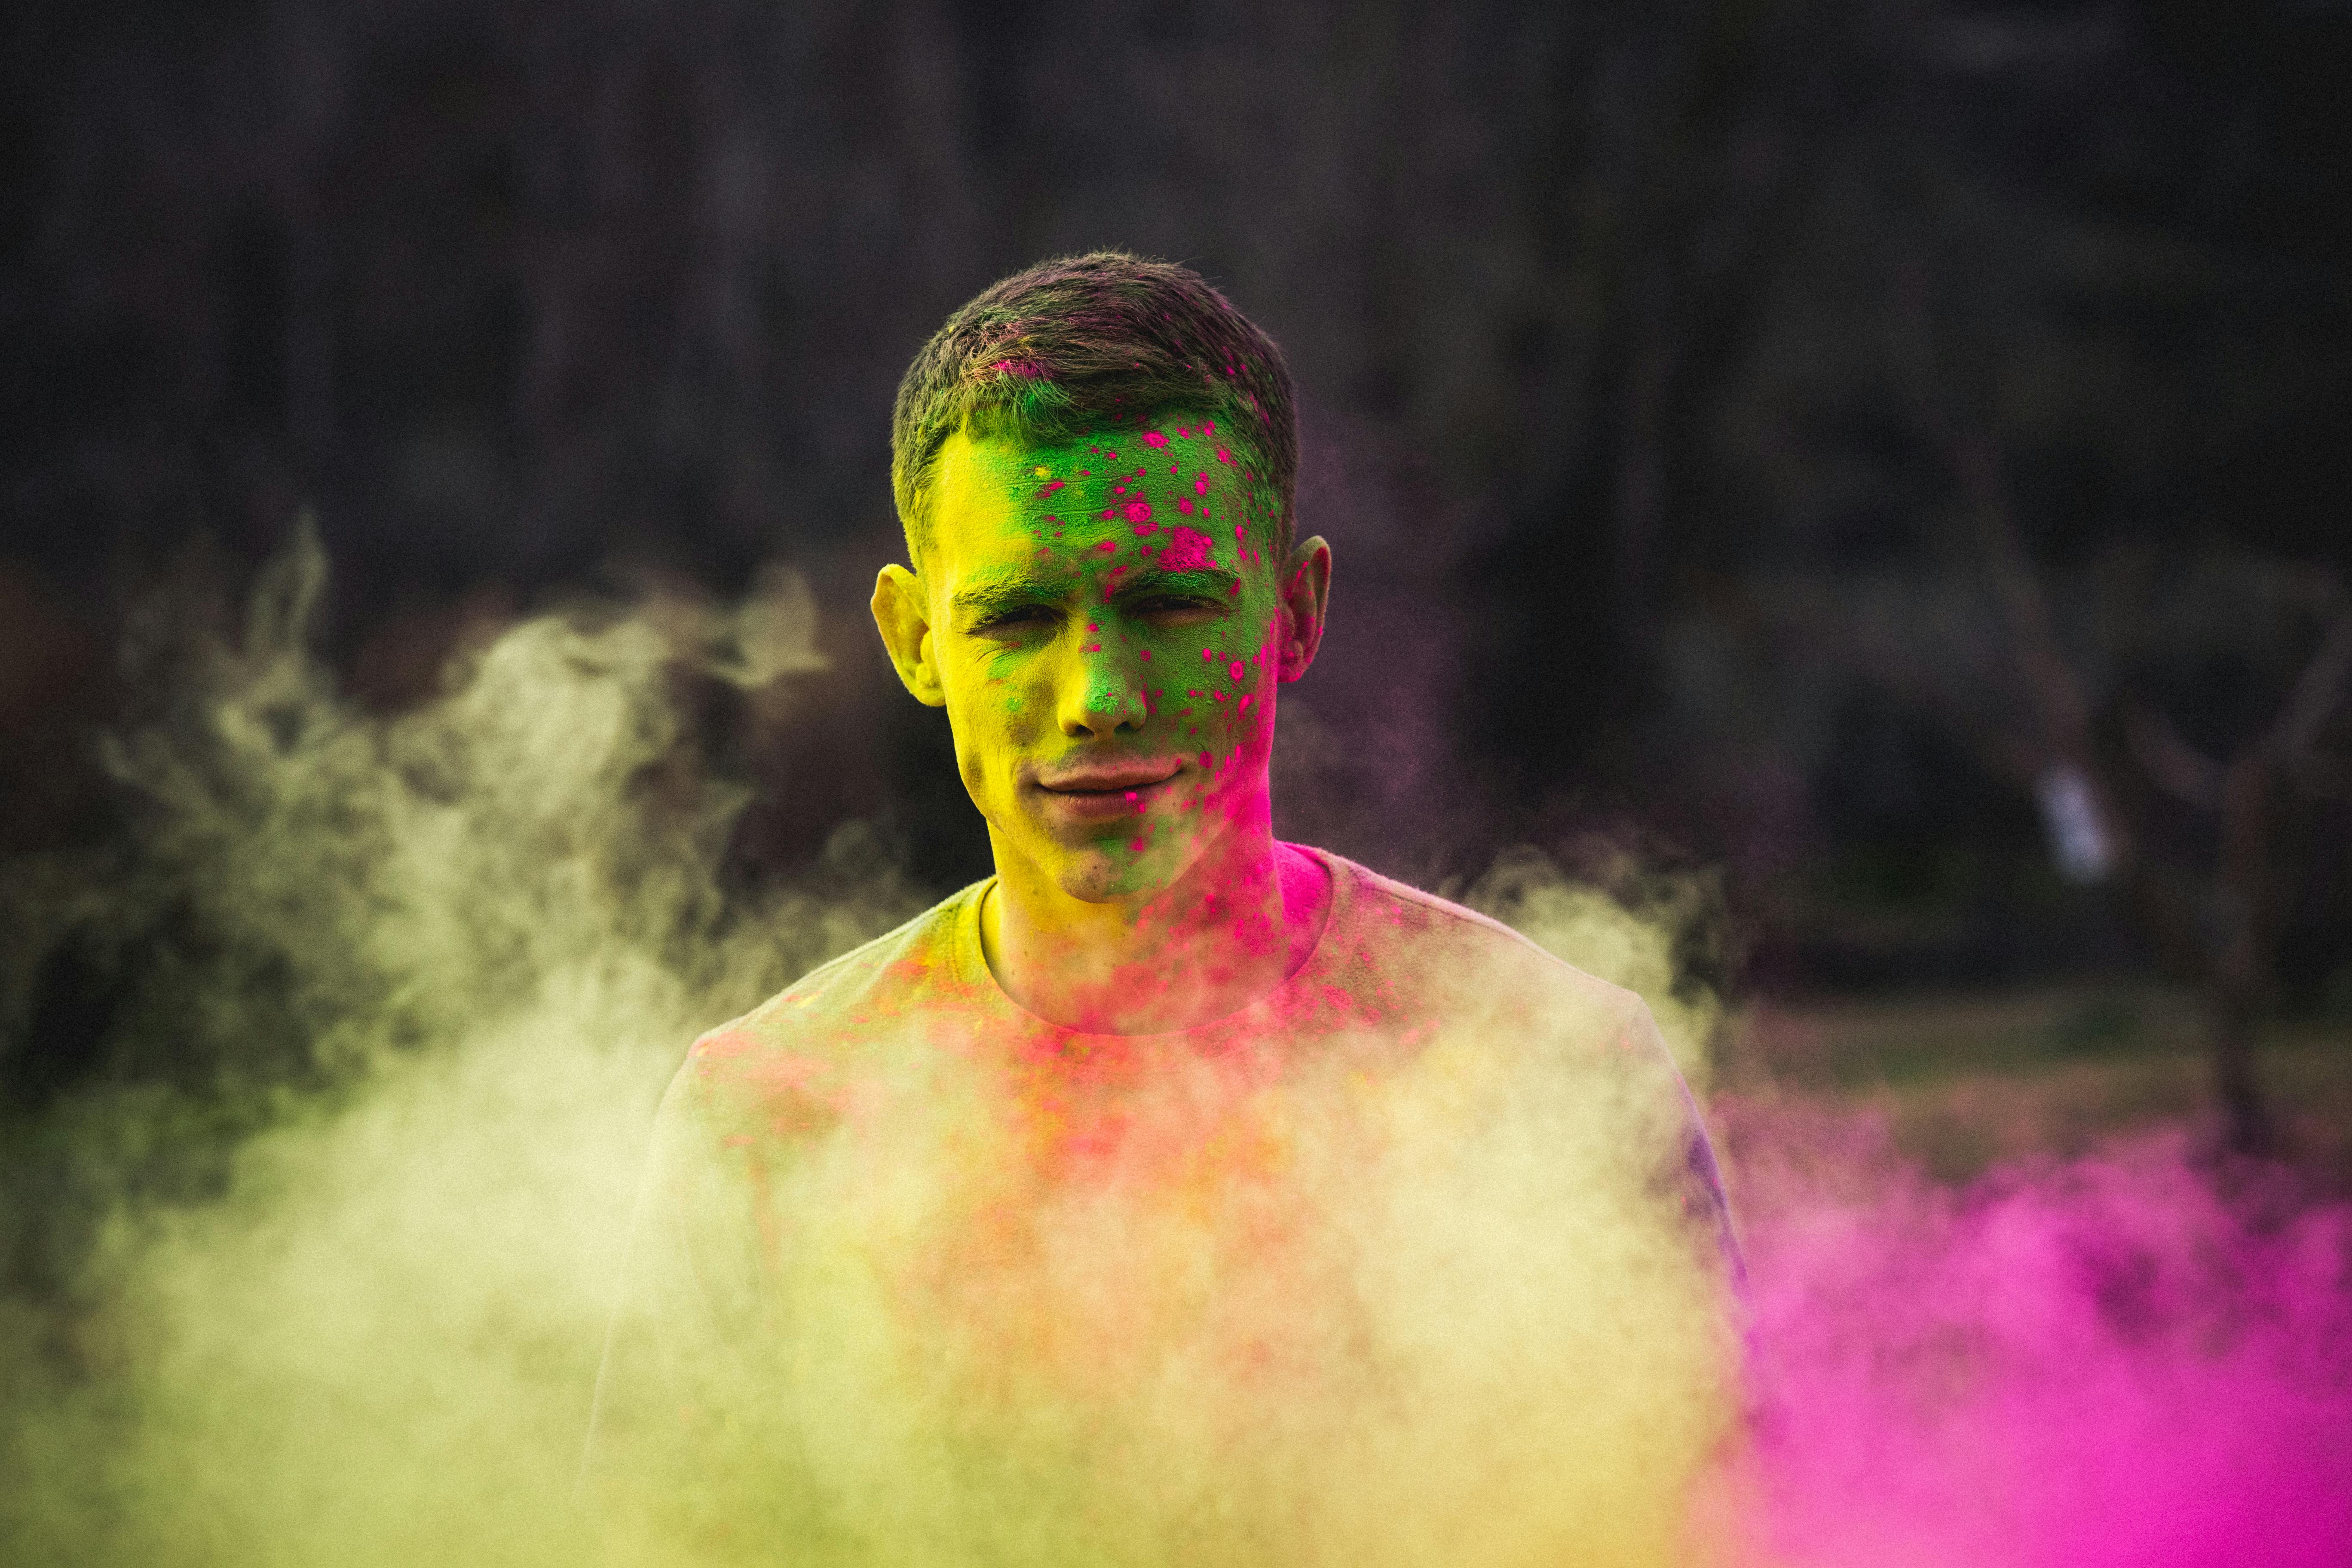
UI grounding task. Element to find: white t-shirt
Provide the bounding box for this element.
[586,846,1743,1567]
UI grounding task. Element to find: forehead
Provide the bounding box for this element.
[925,423,1256,576]
[930,425,1097,518]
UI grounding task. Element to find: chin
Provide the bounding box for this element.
[1047,835,1194,905]
[1050,849,1161,905]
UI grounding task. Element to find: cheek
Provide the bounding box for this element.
[943,663,1034,763]
[1163,606,1286,741]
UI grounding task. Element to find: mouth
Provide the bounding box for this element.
[1030,759,1184,820]
[1035,761,1183,793]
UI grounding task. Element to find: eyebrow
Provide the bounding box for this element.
[948,562,1240,619]
[949,572,1072,619]
[1111,564,1241,601]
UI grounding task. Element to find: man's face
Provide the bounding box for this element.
[878,420,1317,905]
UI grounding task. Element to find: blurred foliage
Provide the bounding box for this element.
[1,0,2347,998]
[1723,985,2352,1183]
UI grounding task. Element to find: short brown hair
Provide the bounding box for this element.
[890,251,1298,564]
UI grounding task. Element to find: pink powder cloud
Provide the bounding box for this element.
[1705,1109,2352,1567]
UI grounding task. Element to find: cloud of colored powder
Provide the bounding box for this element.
[0,530,2345,1565]
[1709,1104,2352,1568]
[0,530,925,1564]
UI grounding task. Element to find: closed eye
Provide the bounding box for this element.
[971,604,1058,634]
[1127,595,1221,623]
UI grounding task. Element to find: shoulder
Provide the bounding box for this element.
[1309,848,1650,1053]
[673,881,987,1121]
[1311,850,1733,1252]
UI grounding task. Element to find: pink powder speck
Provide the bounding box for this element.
[1177,498,1195,516]
[1215,448,1232,465]
[1133,519,1159,536]
[1094,540,1117,554]
[1195,472,1210,496]
[1142,431,1168,448]
[1158,525,1213,571]
[1199,750,1214,769]
[1204,421,1216,434]
[1126,501,1153,525]
[1228,659,1246,682]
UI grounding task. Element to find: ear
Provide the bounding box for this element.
[1275,535,1332,683]
[870,563,946,707]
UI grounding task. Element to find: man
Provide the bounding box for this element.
[586,253,1743,1567]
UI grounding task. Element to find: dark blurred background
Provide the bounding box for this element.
[4,0,2349,1140]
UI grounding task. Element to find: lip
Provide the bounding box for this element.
[1032,760,1184,794]
[1029,760,1184,822]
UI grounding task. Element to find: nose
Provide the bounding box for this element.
[1056,636,1149,739]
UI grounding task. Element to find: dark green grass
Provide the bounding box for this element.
[1716,986,2352,1186]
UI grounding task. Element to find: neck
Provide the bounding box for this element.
[981,821,1328,1034]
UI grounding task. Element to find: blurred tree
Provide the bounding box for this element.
[1,0,2347,1010]
[1681,0,2352,1150]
